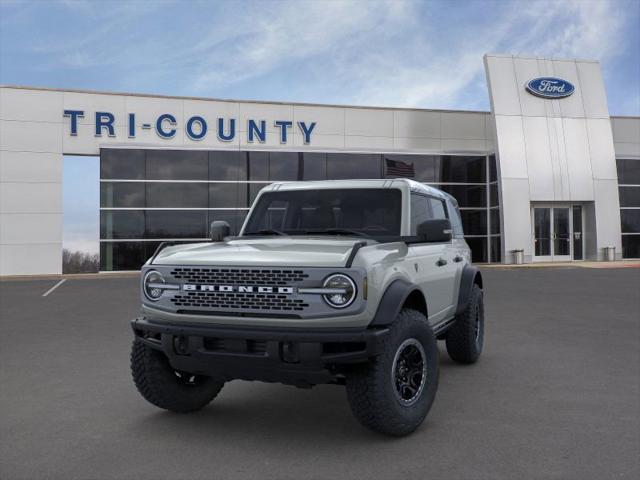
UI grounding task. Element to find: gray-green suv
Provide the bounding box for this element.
[130,179,484,436]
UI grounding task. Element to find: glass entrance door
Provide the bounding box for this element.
[552,207,571,261]
[532,205,583,262]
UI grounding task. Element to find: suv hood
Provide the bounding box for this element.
[150,237,370,268]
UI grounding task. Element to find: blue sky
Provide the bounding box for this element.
[1,0,638,113]
[1,0,639,253]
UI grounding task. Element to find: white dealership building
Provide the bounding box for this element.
[1,54,639,275]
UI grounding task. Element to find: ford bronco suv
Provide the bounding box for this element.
[130,179,484,436]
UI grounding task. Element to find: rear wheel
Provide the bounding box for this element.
[345,309,439,436]
[445,284,484,364]
[131,340,224,413]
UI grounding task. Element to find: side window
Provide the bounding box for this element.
[429,198,447,220]
[446,198,465,237]
[410,194,432,234]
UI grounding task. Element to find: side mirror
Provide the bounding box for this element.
[210,221,231,242]
[416,219,452,243]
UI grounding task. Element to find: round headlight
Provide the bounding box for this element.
[323,274,356,308]
[143,270,165,301]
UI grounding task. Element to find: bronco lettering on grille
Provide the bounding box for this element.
[182,284,295,294]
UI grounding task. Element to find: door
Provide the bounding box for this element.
[532,205,583,262]
[534,207,552,261]
[552,207,571,261]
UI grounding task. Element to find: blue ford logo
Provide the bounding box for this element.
[526,77,575,99]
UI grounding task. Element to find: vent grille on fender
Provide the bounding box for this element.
[170,292,310,311]
[169,268,309,285]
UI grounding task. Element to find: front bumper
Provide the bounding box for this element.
[131,317,389,387]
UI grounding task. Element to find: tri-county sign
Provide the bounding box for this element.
[525,77,575,99]
[63,110,317,144]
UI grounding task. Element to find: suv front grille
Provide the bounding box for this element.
[170,292,309,311]
[170,268,309,285]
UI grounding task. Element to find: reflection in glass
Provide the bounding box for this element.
[622,235,640,258]
[100,149,145,179]
[327,154,381,179]
[248,151,269,181]
[100,211,145,239]
[616,158,640,185]
[146,210,208,238]
[269,152,299,180]
[621,209,640,233]
[146,183,208,208]
[490,209,500,234]
[460,210,487,235]
[438,184,486,208]
[490,236,501,262]
[209,183,248,208]
[100,182,145,208]
[618,186,640,207]
[100,242,146,271]
[465,237,487,263]
[301,153,327,180]
[209,151,246,181]
[146,150,208,180]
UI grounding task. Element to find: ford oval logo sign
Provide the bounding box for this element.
[526,77,575,99]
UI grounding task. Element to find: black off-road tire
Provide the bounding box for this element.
[131,340,224,413]
[445,284,484,364]
[345,309,439,436]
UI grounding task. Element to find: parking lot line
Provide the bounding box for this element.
[42,279,66,297]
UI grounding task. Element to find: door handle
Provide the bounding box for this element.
[453,255,463,263]
[436,258,447,267]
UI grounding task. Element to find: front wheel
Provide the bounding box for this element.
[131,340,224,413]
[345,309,439,436]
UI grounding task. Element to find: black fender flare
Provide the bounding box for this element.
[455,265,483,316]
[369,279,425,327]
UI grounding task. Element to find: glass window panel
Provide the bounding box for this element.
[439,155,485,183]
[619,186,640,207]
[410,194,431,234]
[621,235,640,258]
[248,151,269,181]
[146,183,208,208]
[621,210,640,233]
[384,155,438,181]
[327,153,381,180]
[489,155,497,182]
[490,236,501,263]
[146,210,208,238]
[100,149,145,179]
[437,184,486,208]
[489,183,499,207]
[429,198,447,220]
[446,199,465,237]
[465,237,488,263]
[301,152,327,180]
[209,151,247,181]
[100,242,146,271]
[209,183,248,208]
[100,211,145,239]
[460,210,487,235]
[146,150,208,180]
[269,152,299,180]
[617,159,640,185]
[100,182,145,208]
[534,208,551,256]
[490,209,501,234]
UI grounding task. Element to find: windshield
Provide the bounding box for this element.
[243,188,402,239]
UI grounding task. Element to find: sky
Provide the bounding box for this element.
[1,0,639,253]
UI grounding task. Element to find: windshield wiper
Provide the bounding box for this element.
[301,228,371,238]
[244,229,287,236]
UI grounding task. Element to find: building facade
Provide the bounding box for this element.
[1,54,639,274]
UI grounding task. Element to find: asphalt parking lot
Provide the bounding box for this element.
[1,267,639,480]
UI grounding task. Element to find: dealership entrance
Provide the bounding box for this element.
[532,205,584,262]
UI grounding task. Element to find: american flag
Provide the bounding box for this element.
[385,158,415,178]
